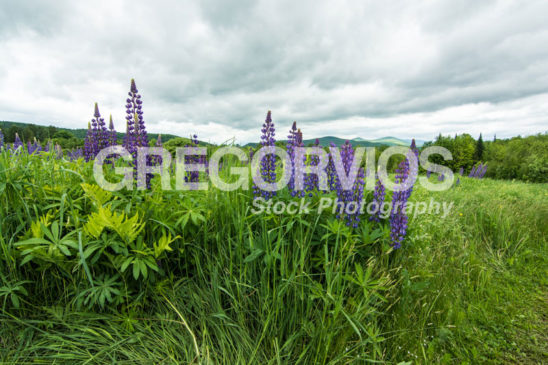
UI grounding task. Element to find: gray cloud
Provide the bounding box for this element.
[0,0,547,144]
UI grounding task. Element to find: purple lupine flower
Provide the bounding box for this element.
[27,137,42,155]
[468,166,476,178]
[253,111,277,200]
[183,134,204,184]
[93,103,109,150]
[477,163,487,179]
[333,140,365,228]
[407,139,419,197]
[67,148,83,161]
[482,164,488,178]
[286,121,299,196]
[455,177,460,186]
[389,139,419,248]
[129,79,148,148]
[123,79,150,187]
[474,163,483,178]
[389,158,410,248]
[326,142,338,192]
[13,133,23,150]
[438,173,445,181]
[123,79,149,154]
[84,121,97,162]
[369,174,386,222]
[289,128,307,198]
[0,128,4,150]
[459,167,464,176]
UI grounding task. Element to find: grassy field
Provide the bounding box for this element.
[0,151,547,363]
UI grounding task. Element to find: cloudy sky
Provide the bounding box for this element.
[1,0,547,144]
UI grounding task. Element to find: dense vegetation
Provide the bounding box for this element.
[1,80,546,362]
[2,119,546,183]
[0,147,546,363]
[423,132,548,183]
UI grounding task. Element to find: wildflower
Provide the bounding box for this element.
[184,134,203,184]
[369,174,386,222]
[289,128,307,198]
[0,128,4,150]
[389,139,419,248]
[333,140,365,228]
[13,133,23,150]
[468,166,476,178]
[123,79,149,156]
[474,163,483,178]
[93,103,109,150]
[123,79,150,187]
[477,163,488,179]
[84,121,97,162]
[286,121,300,197]
[253,111,277,200]
[67,148,83,161]
[326,142,338,191]
[27,139,42,155]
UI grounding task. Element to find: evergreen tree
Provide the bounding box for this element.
[475,133,484,161]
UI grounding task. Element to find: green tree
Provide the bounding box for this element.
[474,133,484,161]
[453,134,476,170]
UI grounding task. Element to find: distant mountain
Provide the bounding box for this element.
[245,135,421,148]
[368,136,425,147]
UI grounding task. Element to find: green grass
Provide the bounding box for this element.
[0,151,547,363]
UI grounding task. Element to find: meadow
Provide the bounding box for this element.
[0,145,546,364]
[0,80,547,364]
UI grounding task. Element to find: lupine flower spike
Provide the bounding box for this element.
[253,111,277,200]
[123,79,150,187]
[84,121,97,162]
[334,140,365,228]
[389,139,419,248]
[13,133,23,150]
[369,173,386,222]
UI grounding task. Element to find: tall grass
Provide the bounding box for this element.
[0,149,546,363]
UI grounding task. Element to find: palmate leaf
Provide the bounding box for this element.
[76,274,122,309]
[16,222,78,264]
[85,205,145,244]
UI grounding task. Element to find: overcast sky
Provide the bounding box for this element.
[1,1,547,144]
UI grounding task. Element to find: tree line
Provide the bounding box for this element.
[0,121,84,149]
[423,132,547,183]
